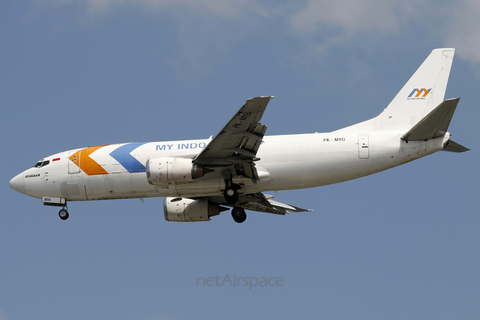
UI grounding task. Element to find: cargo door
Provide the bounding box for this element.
[358,135,370,159]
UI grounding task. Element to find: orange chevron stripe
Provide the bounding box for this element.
[69,145,108,175]
[422,88,430,97]
[414,89,422,97]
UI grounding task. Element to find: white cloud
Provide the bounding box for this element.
[289,0,480,64]
[444,0,480,63]
[287,0,480,67]
[0,308,8,320]
[81,0,267,17]
[29,0,480,65]
[291,0,408,35]
[169,16,240,78]
[31,0,268,18]
[288,0,436,53]
[29,0,270,77]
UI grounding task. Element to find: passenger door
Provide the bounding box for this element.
[68,151,81,174]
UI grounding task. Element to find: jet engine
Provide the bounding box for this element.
[146,157,206,186]
[163,197,227,222]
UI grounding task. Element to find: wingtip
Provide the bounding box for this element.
[248,96,275,101]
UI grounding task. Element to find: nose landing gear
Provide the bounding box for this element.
[42,197,69,220]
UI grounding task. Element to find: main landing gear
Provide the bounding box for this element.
[223,180,245,223]
[224,186,239,204]
[231,207,246,223]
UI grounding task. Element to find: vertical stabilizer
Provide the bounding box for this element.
[375,48,455,131]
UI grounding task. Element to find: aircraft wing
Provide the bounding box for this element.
[193,96,273,167]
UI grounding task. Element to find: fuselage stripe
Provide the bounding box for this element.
[109,143,147,173]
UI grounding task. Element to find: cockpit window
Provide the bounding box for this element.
[33,160,50,168]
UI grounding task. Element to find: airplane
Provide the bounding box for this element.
[9,48,469,223]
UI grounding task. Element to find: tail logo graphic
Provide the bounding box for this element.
[408,88,432,100]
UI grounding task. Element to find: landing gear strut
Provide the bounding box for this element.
[58,208,69,220]
[222,169,240,204]
[42,197,69,220]
[231,207,246,223]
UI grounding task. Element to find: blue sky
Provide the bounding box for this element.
[1,1,479,319]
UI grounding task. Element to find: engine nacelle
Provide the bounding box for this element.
[146,157,205,186]
[163,197,223,222]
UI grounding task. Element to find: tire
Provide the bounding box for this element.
[231,207,246,223]
[59,209,69,220]
[224,187,239,204]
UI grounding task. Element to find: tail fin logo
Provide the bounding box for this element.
[408,88,432,100]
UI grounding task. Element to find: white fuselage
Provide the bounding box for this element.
[11,131,450,202]
[8,48,464,223]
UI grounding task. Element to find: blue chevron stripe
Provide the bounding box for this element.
[109,143,146,173]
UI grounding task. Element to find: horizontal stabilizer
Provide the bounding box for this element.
[443,140,469,153]
[401,98,459,141]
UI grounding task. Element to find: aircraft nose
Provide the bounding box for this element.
[9,173,25,194]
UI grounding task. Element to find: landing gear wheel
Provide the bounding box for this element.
[224,187,239,204]
[59,209,69,220]
[231,207,246,223]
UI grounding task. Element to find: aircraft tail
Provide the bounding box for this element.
[401,98,459,141]
[375,48,455,131]
[400,97,469,152]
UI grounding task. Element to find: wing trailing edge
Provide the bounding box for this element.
[238,193,312,215]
